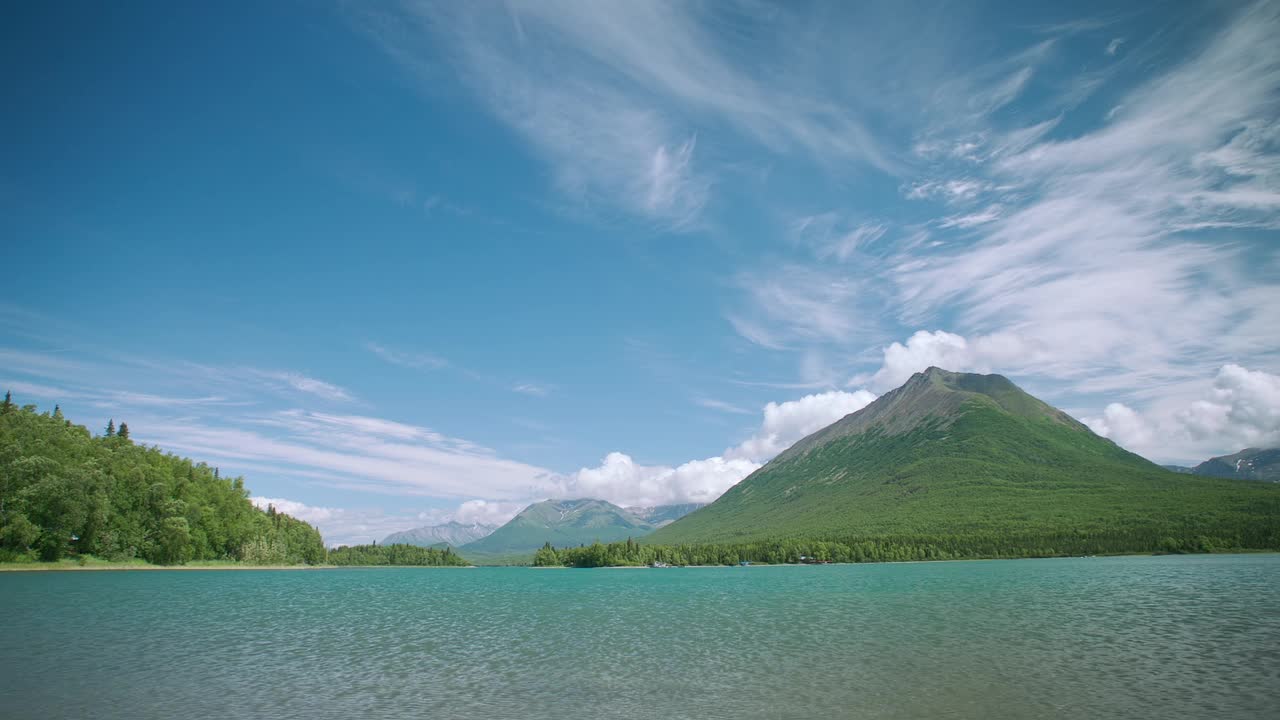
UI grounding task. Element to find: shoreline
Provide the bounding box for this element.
[0,563,480,573]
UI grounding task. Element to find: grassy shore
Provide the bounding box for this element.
[0,557,329,571]
[0,556,493,571]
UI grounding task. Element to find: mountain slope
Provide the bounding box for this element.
[1192,448,1280,482]
[625,503,704,528]
[652,368,1280,548]
[382,521,496,548]
[460,499,653,555]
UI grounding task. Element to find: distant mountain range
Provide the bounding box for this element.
[625,503,705,528]
[382,521,496,548]
[650,367,1280,547]
[457,499,703,558]
[1190,447,1280,482]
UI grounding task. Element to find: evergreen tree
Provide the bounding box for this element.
[117,422,130,441]
[2,391,13,413]
[52,405,63,421]
[105,419,115,437]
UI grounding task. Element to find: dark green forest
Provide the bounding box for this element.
[328,543,469,566]
[535,519,1280,568]
[0,393,325,565]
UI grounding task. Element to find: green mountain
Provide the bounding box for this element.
[651,368,1280,551]
[1192,448,1280,482]
[459,498,653,556]
[382,521,496,547]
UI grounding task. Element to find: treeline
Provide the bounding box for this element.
[328,543,469,566]
[0,393,325,565]
[534,524,1280,568]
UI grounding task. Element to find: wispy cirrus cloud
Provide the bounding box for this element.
[354,1,907,228]
[889,1,1280,394]
[243,370,355,403]
[511,383,551,397]
[366,341,448,371]
[694,396,752,415]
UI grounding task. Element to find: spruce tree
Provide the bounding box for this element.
[117,422,130,440]
[2,391,11,413]
[106,419,116,437]
[52,404,63,420]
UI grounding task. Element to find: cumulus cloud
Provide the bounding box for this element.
[1083,364,1280,463]
[725,390,877,461]
[855,330,1050,393]
[558,389,877,507]
[1081,403,1156,451]
[447,499,525,527]
[557,452,761,508]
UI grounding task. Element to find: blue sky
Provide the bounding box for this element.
[4,1,1278,544]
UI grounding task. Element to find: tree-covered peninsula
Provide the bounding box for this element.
[328,543,469,566]
[0,393,325,566]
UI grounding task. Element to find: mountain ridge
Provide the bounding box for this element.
[460,498,654,556]
[1192,447,1280,482]
[651,368,1279,549]
[382,520,496,548]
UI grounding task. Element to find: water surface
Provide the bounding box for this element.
[2,554,1277,719]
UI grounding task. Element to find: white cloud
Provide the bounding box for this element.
[448,499,525,527]
[980,66,1035,114]
[356,1,904,226]
[856,330,1050,394]
[904,179,993,203]
[725,390,877,461]
[1083,364,1280,463]
[938,205,1003,229]
[559,388,877,507]
[694,396,752,415]
[791,214,888,262]
[141,410,555,502]
[558,452,761,508]
[885,2,1280,395]
[729,266,871,349]
[511,383,551,397]
[1106,38,1124,56]
[366,342,448,370]
[246,370,354,402]
[1082,403,1155,451]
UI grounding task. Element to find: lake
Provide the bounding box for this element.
[1,554,1277,719]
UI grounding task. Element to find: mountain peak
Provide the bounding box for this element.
[459,497,655,556]
[777,368,1080,462]
[382,521,497,548]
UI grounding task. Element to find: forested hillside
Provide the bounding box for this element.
[650,369,1280,555]
[0,393,325,565]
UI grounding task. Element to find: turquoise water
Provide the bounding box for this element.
[1,554,1278,719]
